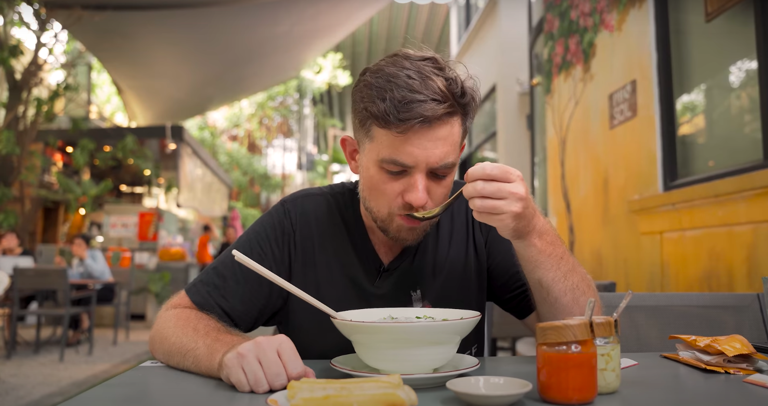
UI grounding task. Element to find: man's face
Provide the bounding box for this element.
[71,238,88,257]
[346,119,464,246]
[225,227,236,242]
[1,233,19,249]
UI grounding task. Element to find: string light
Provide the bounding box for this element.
[143,169,151,176]
[127,158,134,164]
[103,145,112,152]
[119,184,127,191]
[78,207,86,215]
[65,146,73,153]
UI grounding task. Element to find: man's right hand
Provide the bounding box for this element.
[218,334,315,393]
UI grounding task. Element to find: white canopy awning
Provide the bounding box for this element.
[48,0,389,125]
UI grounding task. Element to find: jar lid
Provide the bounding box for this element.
[536,319,593,344]
[591,316,616,338]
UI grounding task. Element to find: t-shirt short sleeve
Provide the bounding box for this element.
[485,227,536,321]
[185,202,293,332]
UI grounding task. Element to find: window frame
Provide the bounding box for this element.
[459,85,497,178]
[528,10,545,212]
[655,0,768,190]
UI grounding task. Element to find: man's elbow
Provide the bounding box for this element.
[148,292,188,360]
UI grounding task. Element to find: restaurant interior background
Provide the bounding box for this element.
[1,0,767,404]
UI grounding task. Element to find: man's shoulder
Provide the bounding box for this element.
[278,181,357,211]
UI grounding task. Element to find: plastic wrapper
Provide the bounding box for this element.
[661,334,768,375]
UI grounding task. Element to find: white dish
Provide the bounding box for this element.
[266,390,288,406]
[331,307,481,374]
[446,376,533,406]
[330,353,480,389]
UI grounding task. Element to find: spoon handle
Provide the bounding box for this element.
[584,298,596,321]
[612,290,633,320]
[232,250,343,319]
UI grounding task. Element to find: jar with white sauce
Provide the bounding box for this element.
[592,316,621,394]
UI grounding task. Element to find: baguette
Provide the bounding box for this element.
[286,375,418,406]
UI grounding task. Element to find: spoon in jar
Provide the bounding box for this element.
[405,186,465,221]
[612,290,633,321]
[584,298,596,322]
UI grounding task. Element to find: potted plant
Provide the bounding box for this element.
[134,271,171,326]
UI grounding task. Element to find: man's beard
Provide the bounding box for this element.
[358,182,437,246]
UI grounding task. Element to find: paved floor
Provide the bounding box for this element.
[1,322,152,406]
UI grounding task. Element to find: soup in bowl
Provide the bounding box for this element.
[331,307,482,374]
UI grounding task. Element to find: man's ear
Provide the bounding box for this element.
[340,135,361,174]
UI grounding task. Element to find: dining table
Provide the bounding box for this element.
[58,353,766,405]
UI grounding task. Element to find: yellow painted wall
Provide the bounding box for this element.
[544,0,766,293]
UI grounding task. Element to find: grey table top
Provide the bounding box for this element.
[61,353,766,406]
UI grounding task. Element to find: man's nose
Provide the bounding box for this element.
[402,175,429,210]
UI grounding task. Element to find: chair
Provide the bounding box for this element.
[0,272,10,349]
[484,302,493,357]
[761,276,768,338]
[8,266,96,362]
[34,243,59,265]
[599,292,768,353]
[109,265,134,344]
[594,281,617,293]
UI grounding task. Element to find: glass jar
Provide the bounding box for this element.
[593,316,621,394]
[536,319,598,405]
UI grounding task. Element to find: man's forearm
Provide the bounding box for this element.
[149,294,249,378]
[513,216,601,322]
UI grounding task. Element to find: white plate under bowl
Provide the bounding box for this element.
[330,353,480,389]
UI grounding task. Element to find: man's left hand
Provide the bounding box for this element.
[463,162,543,242]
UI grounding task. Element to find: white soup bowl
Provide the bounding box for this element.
[331,307,481,374]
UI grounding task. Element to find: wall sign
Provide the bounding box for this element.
[105,215,138,238]
[609,80,637,129]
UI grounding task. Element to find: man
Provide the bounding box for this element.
[0,230,35,258]
[195,224,216,270]
[215,225,237,259]
[149,49,599,394]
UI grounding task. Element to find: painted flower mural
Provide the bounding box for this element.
[539,0,628,252]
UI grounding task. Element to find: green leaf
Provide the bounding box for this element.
[0,186,14,205]
[0,129,20,156]
[0,208,19,231]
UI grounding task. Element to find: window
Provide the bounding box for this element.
[460,87,496,178]
[470,135,497,166]
[470,87,496,149]
[456,0,488,43]
[656,0,768,189]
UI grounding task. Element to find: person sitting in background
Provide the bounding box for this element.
[0,230,35,259]
[215,226,237,259]
[55,233,114,345]
[196,224,217,270]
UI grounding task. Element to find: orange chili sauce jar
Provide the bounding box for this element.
[536,319,598,405]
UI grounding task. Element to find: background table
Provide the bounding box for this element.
[60,353,766,405]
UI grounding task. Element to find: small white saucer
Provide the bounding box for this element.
[330,353,480,388]
[446,376,532,406]
[266,390,287,406]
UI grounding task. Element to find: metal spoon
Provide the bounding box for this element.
[612,290,633,321]
[405,186,465,221]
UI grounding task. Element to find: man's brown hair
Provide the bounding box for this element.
[351,49,480,145]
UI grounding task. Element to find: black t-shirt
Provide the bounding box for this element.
[186,181,535,360]
[215,242,231,259]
